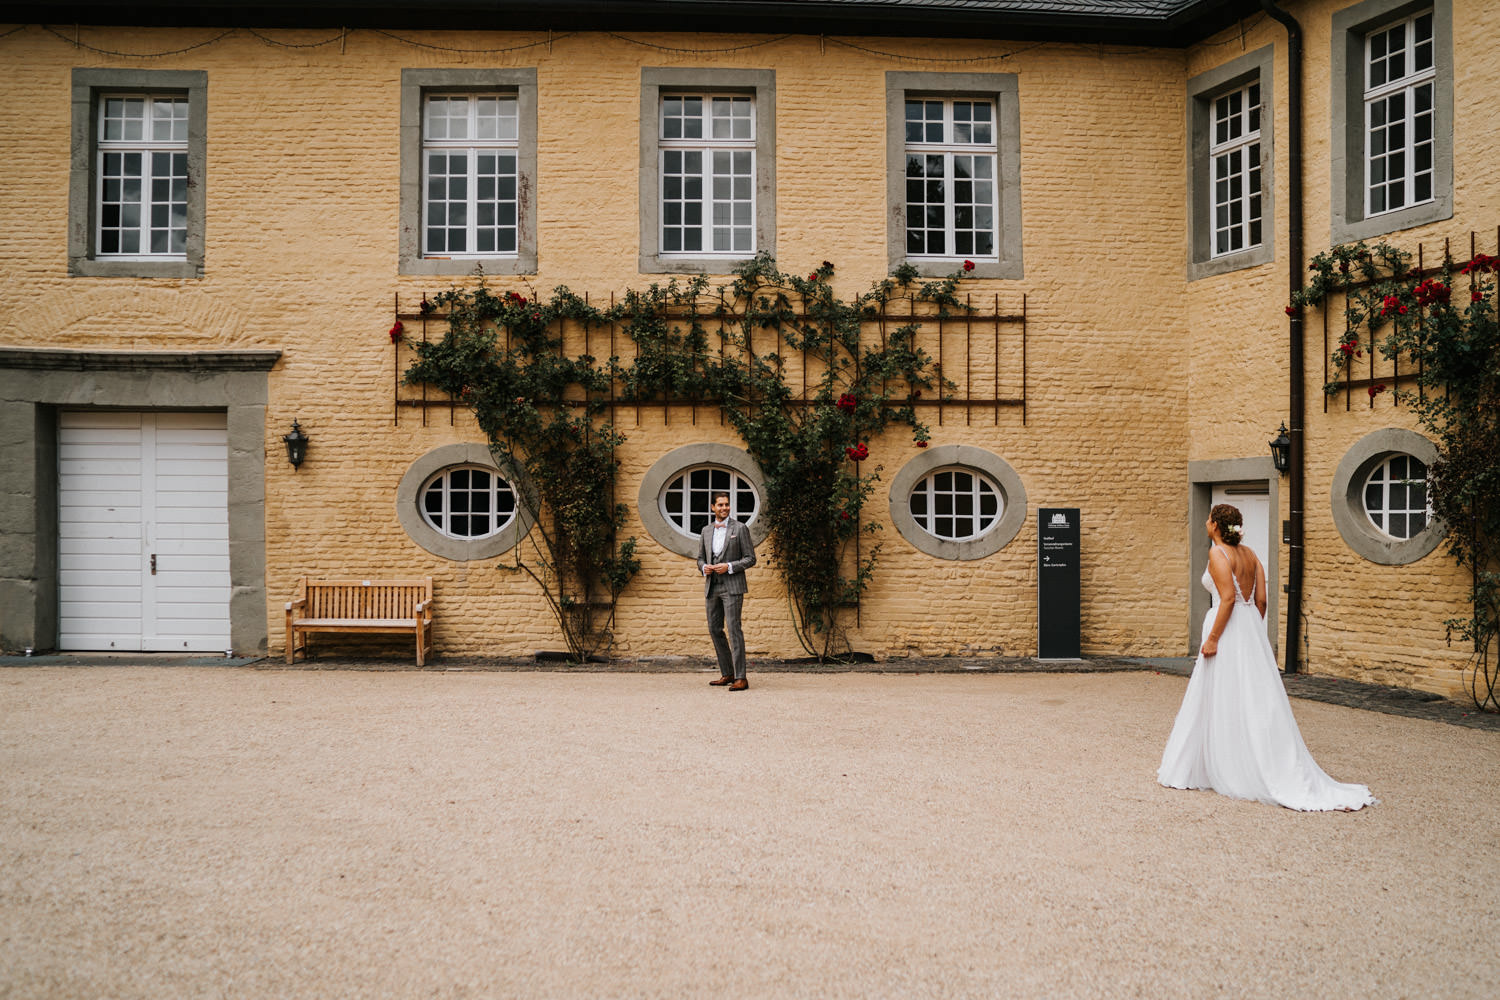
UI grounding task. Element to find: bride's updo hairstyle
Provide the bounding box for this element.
[1210,503,1245,546]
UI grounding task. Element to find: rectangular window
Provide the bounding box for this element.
[96,95,189,258]
[659,94,756,255]
[69,69,206,278]
[1210,82,1263,258]
[1364,9,1435,217]
[399,69,537,276]
[885,72,1021,280]
[639,68,774,274]
[1186,48,1274,281]
[903,97,998,260]
[421,93,520,257]
[1330,0,1450,245]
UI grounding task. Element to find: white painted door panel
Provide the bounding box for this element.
[58,411,229,652]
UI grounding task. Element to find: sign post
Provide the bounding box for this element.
[1038,508,1081,659]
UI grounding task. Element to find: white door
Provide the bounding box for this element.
[58,411,230,651]
[1212,484,1271,637]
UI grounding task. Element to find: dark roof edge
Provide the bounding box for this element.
[2,1,1266,47]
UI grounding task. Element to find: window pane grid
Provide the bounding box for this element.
[1210,82,1262,258]
[659,93,755,257]
[910,467,1001,542]
[422,93,520,258]
[1363,455,1429,540]
[903,97,998,262]
[96,94,188,258]
[660,466,759,537]
[1364,11,1436,218]
[421,466,517,539]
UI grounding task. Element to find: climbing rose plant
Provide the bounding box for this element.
[404,255,967,663]
[1293,241,1500,710]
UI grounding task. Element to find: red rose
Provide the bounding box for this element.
[1285,306,1296,316]
[836,392,857,413]
[389,321,404,343]
[808,273,819,282]
[915,440,928,448]
[963,260,975,272]
[1474,289,1485,302]
[1368,383,1387,398]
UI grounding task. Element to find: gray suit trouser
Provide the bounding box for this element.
[706,579,747,681]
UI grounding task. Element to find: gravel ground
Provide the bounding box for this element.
[2,666,1496,999]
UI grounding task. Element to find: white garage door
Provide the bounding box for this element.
[58,410,230,652]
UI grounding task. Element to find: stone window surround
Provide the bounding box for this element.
[639,68,776,275]
[399,68,539,276]
[888,446,1027,560]
[885,71,1023,280]
[638,443,768,559]
[1330,0,1453,246]
[1330,427,1443,565]
[1188,457,1280,654]
[1186,46,1276,281]
[69,68,208,279]
[396,443,536,560]
[0,348,279,656]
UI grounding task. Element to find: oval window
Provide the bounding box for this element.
[420,465,518,540]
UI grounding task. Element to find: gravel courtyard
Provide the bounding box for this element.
[2,666,1496,999]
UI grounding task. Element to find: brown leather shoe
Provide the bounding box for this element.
[729,679,749,691]
[709,677,733,686]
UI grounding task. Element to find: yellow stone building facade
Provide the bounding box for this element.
[1,0,1495,697]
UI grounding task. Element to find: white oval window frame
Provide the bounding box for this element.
[1330,427,1444,565]
[889,446,1027,560]
[639,443,769,559]
[397,443,535,561]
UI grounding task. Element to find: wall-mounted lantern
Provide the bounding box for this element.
[1269,423,1291,475]
[283,419,309,469]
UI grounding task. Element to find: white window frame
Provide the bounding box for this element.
[1361,454,1430,540]
[420,92,521,259]
[399,69,537,276]
[657,93,757,258]
[1209,82,1263,259]
[639,68,775,275]
[94,93,190,260]
[902,96,1000,264]
[888,446,1027,561]
[908,466,1003,542]
[1330,0,1451,245]
[886,73,1021,280]
[70,69,206,278]
[659,464,760,539]
[1363,9,1436,219]
[419,464,519,541]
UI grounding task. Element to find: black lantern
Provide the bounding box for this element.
[283,419,309,469]
[1269,423,1291,475]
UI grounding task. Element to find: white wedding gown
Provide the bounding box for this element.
[1158,550,1376,811]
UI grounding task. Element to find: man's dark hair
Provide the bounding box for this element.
[711,491,731,505]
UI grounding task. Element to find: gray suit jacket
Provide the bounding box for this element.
[697,519,757,596]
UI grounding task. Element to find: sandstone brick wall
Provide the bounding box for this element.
[2,10,1493,695]
[1184,1,1500,696]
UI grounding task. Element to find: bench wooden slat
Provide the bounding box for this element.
[285,576,434,666]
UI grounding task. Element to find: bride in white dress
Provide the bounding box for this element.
[1158,503,1376,811]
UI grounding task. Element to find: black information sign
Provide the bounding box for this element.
[1037,507,1081,659]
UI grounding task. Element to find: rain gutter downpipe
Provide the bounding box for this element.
[1262,0,1305,672]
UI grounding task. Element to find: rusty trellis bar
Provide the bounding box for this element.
[394,291,1031,419]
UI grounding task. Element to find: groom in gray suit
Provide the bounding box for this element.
[698,491,757,690]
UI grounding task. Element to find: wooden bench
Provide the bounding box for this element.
[285,577,434,666]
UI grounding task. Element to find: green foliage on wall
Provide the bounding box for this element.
[403,254,968,663]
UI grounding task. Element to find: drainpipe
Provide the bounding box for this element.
[1262,0,1304,672]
